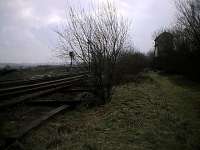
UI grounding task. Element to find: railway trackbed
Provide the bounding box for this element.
[0,104,71,150]
[0,72,88,108]
[0,72,91,150]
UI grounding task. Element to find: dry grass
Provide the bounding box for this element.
[21,72,200,150]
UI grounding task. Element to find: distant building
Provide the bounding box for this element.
[154,32,174,57]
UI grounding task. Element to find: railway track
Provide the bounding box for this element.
[0,72,86,88]
[0,71,90,150]
[0,72,88,108]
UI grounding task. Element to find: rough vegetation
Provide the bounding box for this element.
[154,0,200,81]
[21,72,200,150]
[56,1,130,103]
[115,50,152,85]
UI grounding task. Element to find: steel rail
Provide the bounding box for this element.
[0,73,88,108]
[0,73,88,98]
[0,71,88,88]
[0,75,85,95]
[3,105,71,150]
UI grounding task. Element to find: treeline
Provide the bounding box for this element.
[155,0,200,80]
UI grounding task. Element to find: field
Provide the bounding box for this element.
[19,72,200,150]
[0,65,81,81]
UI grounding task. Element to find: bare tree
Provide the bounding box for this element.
[56,1,129,103]
[176,0,200,50]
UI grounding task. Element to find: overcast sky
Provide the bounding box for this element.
[0,0,177,64]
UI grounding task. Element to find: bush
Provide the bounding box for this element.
[114,51,151,84]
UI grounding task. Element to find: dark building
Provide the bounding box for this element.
[154,32,175,70]
[154,32,174,57]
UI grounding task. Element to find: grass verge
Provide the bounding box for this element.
[22,72,200,150]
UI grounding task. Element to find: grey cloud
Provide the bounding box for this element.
[0,0,67,63]
[0,0,177,63]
